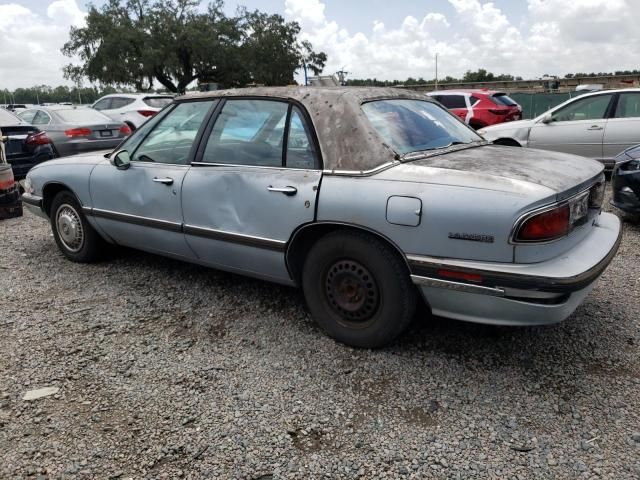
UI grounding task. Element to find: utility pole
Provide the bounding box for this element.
[435,53,439,90]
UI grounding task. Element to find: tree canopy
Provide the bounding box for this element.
[62,0,326,92]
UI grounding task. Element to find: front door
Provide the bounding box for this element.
[528,93,614,159]
[182,99,322,284]
[89,100,215,259]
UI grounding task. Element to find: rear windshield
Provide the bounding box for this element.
[144,97,173,108]
[0,108,21,125]
[55,108,112,123]
[362,99,482,155]
[492,94,519,107]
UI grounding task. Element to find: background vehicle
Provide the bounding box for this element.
[0,108,56,180]
[0,133,22,219]
[478,88,640,169]
[91,93,173,130]
[22,87,619,349]
[3,104,28,113]
[427,90,522,129]
[18,106,131,157]
[611,144,640,215]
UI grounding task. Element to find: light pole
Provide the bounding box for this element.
[435,53,439,90]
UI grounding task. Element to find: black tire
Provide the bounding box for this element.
[302,230,417,348]
[50,191,106,262]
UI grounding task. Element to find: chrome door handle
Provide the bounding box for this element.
[267,185,297,196]
[153,177,174,185]
[587,125,603,130]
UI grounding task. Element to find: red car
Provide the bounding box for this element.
[427,89,522,129]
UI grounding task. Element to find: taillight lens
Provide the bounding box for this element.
[0,174,15,190]
[516,205,570,242]
[137,110,157,118]
[119,124,132,136]
[64,128,92,138]
[589,182,605,208]
[26,131,52,145]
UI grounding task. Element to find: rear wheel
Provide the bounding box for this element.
[302,230,417,348]
[50,191,105,262]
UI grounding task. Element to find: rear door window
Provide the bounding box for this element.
[614,93,640,118]
[17,110,37,124]
[286,106,318,169]
[438,95,467,109]
[110,97,136,109]
[92,98,112,111]
[32,110,51,125]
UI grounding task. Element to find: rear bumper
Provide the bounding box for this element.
[408,212,621,325]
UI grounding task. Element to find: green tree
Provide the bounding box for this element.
[299,40,327,85]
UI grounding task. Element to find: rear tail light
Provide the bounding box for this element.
[119,124,132,136]
[137,110,157,118]
[589,182,605,208]
[488,109,509,115]
[0,173,15,191]
[515,204,570,242]
[26,131,52,145]
[64,128,92,138]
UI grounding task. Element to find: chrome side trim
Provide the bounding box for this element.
[191,161,322,173]
[183,224,286,251]
[87,208,182,233]
[322,160,399,177]
[411,275,505,297]
[20,192,42,208]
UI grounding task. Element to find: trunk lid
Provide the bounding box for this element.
[396,144,603,200]
[0,125,41,159]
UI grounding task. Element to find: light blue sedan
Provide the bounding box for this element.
[21,87,621,348]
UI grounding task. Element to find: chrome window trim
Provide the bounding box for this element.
[322,161,400,176]
[190,161,322,173]
[129,160,191,168]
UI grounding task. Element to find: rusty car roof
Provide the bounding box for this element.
[181,87,434,173]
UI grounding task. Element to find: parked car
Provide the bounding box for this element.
[0,108,56,181]
[478,88,640,170]
[611,144,640,215]
[17,106,131,157]
[0,132,22,219]
[22,87,620,348]
[427,90,522,129]
[91,93,173,130]
[3,104,28,113]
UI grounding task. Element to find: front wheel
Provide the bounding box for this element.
[302,230,417,348]
[50,191,106,262]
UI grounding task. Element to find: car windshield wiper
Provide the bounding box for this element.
[400,140,486,160]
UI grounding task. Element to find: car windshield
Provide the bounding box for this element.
[55,108,112,123]
[0,108,21,125]
[144,97,173,108]
[362,99,482,155]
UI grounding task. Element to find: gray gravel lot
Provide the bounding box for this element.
[1,194,639,479]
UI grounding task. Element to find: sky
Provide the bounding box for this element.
[0,0,638,90]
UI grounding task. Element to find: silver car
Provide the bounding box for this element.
[21,87,621,348]
[17,106,131,157]
[479,88,640,169]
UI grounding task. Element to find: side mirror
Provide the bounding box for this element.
[541,113,553,124]
[112,150,131,170]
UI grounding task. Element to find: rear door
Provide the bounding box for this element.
[182,98,322,283]
[528,93,613,159]
[602,92,640,163]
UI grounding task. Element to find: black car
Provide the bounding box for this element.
[0,108,57,181]
[611,144,640,215]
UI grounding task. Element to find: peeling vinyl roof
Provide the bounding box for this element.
[182,87,434,172]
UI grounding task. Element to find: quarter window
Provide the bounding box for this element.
[551,94,612,122]
[286,107,318,169]
[18,110,37,124]
[110,97,136,109]
[614,93,640,118]
[202,100,288,167]
[131,101,213,165]
[32,110,51,125]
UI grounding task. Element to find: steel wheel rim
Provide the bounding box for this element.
[325,259,380,325]
[56,203,84,253]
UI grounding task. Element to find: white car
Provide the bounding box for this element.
[91,93,173,130]
[478,88,640,169]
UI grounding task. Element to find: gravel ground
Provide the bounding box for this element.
[1,191,639,479]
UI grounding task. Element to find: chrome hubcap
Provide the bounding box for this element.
[56,204,84,252]
[325,259,379,323]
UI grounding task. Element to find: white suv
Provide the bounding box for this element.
[91,93,173,130]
